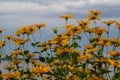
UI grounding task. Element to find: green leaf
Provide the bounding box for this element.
[0,70,2,74]
[39,56,45,62]
[24,50,29,55]
[31,43,36,47]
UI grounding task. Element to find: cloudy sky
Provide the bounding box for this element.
[0,0,120,36]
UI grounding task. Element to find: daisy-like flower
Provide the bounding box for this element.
[102,20,116,26]
[115,21,120,29]
[0,28,5,33]
[60,14,73,20]
[11,37,29,45]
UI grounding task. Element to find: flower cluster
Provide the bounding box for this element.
[0,10,120,80]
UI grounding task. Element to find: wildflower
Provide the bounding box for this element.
[109,51,120,56]
[76,66,83,72]
[43,75,52,80]
[0,41,6,48]
[53,35,69,46]
[87,10,102,21]
[47,40,57,45]
[87,14,101,21]
[67,65,75,71]
[29,60,40,66]
[10,60,22,65]
[25,53,35,58]
[56,47,63,55]
[52,59,60,66]
[31,64,51,77]
[77,20,90,29]
[66,75,80,80]
[93,27,106,35]
[11,37,29,45]
[4,35,13,40]
[102,20,116,26]
[105,41,111,46]
[1,72,20,79]
[88,75,105,80]
[89,9,103,16]
[16,26,27,36]
[0,28,5,33]
[10,50,21,58]
[26,25,37,35]
[108,59,120,67]
[63,24,74,31]
[77,53,84,62]
[115,21,120,29]
[52,27,58,33]
[4,64,15,71]
[71,26,83,34]
[85,28,94,33]
[60,14,73,20]
[22,74,29,79]
[108,38,119,44]
[84,53,93,60]
[35,23,46,29]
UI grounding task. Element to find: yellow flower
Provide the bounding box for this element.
[77,20,90,29]
[4,64,15,70]
[102,20,116,26]
[60,14,73,20]
[11,37,29,45]
[84,53,93,60]
[85,28,94,33]
[10,60,22,65]
[88,75,105,80]
[16,26,27,35]
[31,64,51,77]
[109,51,117,56]
[0,41,6,48]
[26,25,37,35]
[10,50,21,58]
[0,28,5,33]
[115,21,120,29]
[108,59,120,67]
[67,65,75,71]
[22,74,29,79]
[43,75,52,80]
[63,24,74,31]
[25,53,35,58]
[76,66,83,72]
[87,14,101,21]
[56,48,63,55]
[29,60,40,66]
[52,59,60,66]
[66,75,80,80]
[109,51,120,56]
[35,23,46,29]
[53,34,69,46]
[77,53,84,62]
[105,41,111,46]
[52,27,58,33]
[71,26,83,34]
[4,35,13,40]
[93,27,106,35]
[47,40,57,45]
[1,72,20,79]
[89,9,103,16]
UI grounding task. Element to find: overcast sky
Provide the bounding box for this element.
[0,0,120,35]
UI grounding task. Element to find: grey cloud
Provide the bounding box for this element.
[0,0,120,29]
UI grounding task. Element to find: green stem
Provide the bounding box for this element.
[0,33,2,41]
[117,29,120,39]
[39,28,42,42]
